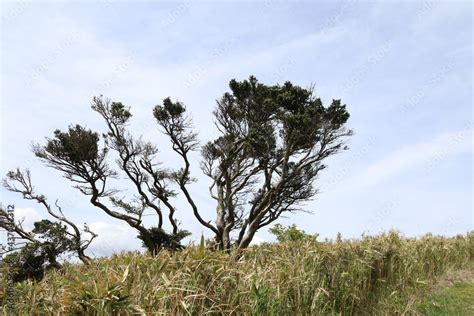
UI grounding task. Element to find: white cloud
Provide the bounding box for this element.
[250,235,267,245]
[14,207,42,231]
[343,128,473,192]
[87,221,142,257]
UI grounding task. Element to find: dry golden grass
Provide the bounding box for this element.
[1,230,473,315]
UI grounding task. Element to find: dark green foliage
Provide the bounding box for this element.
[109,101,132,123]
[203,76,352,249]
[45,125,100,164]
[32,219,74,260]
[3,242,46,283]
[152,97,199,159]
[137,227,191,254]
[33,123,113,190]
[2,220,74,282]
[153,97,186,122]
[210,77,350,161]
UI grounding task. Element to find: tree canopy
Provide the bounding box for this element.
[202,76,351,249]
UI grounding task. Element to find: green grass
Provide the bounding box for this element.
[1,230,473,315]
[418,282,474,315]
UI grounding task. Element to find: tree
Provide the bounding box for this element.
[138,227,190,254]
[1,169,97,264]
[200,76,352,249]
[153,97,219,236]
[30,98,190,254]
[2,220,74,282]
[25,76,351,253]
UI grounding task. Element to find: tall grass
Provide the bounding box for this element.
[1,231,473,315]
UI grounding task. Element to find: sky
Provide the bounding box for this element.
[0,0,472,257]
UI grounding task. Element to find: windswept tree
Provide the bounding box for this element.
[2,169,97,264]
[153,98,218,235]
[30,98,190,254]
[0,219,84,282]
[199,77,352,249]
[22,76,351,253]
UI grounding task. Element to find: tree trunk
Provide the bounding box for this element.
[78,249,92,265]
[215,184,226,250]
[238,223,258,249]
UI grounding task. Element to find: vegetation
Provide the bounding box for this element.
[269,223,318,242]
[1,76,352,256]
[3,220,78,283]
[200,77,351,249]
[1,76,469,314]
[416,263,474,315]
[417,282,474,315]
[1,170,97,267]
[1,231,472,314]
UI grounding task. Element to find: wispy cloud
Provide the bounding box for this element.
[342,127,472,192]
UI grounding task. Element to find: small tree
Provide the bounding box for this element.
[3,242,47,282]
[138,227,190,255]
[1,169,97,264]
[2,220,74,282]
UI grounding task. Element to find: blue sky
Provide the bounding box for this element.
[0,0,472,256]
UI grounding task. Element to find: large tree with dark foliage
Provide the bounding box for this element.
[21,76,351,252]
[200,77,352,249]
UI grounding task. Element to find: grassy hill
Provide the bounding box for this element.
[1,231,473,314]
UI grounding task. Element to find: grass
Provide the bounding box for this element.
[1,230,473,315]
[417,282,474,315]
[417,263,474,315]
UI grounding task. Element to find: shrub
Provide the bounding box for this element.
[137,227,190,254]
[269,223,319,242]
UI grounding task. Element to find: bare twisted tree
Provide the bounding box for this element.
[2,169,97,264]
